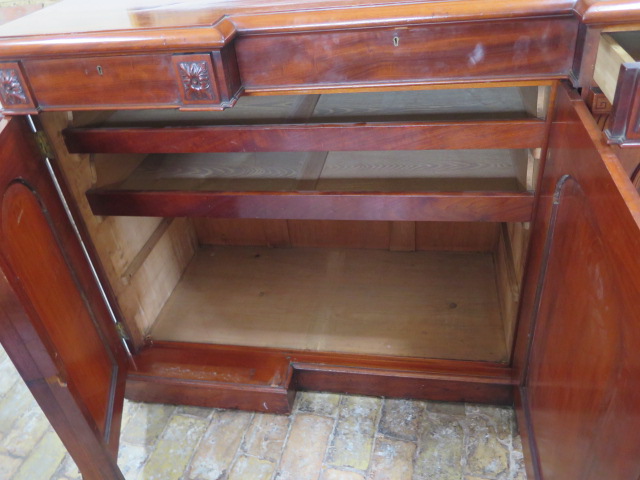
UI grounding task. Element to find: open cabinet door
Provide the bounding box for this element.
[0,116,127,480]
[520,83,640,479]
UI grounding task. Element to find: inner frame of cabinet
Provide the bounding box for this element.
[46,85,545,364]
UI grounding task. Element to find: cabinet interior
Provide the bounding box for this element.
[594,30,640,102]
[44,85,549,364]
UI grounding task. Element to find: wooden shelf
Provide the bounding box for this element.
[149,246,509,363]
[65,120,545,153]
[64,88,546,153]
[86,150,535,221]
[77,87,540,127]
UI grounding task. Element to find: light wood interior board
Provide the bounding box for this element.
[512,148,541,192]
[316,151,524,192]
[101,95,309,126]
[150,246,508,362]
[495,224,520,356]
[507,221,531,283]
[195,219,500,252]
[310,88,534,121]
[595,33,639,103]
[611,31,640,62]
[91,153,147,188]
[286,220,393,250]
[120,217,174,283]
[494,222,531,356]
[93,87,537,127]
[113,149,528,193]
[118,217,198,334]
[194,218,291,247]
[518,85,551,120]
[415,222,499,252]
[41,111,198,345]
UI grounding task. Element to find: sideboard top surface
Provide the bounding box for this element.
[0,0,577,39]
[0,0,637,60]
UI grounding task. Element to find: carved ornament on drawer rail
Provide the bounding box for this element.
[0,69,27,106]
[177,61,215,101]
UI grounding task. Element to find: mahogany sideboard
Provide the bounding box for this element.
[0,1,640,478]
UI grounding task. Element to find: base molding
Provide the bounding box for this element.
[125,341,515,413]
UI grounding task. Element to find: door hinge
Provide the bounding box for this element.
[115,322,130,341]
[34,130,54,159]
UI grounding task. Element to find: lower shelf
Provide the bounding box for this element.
[86,150,535,221]
[150,246,509,363]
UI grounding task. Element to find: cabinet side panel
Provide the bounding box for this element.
[41,112,196,345]
[523,84,640,480]
[0,116,126,479]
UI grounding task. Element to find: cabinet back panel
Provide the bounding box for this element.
[194,219,499,252]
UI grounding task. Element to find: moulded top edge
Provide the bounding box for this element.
[0,15,236,60]
[575,0,640,25]
[0,0,580,54]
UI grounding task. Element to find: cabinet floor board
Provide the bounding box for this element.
[150,246,508,362]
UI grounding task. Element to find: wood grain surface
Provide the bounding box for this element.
[149,245,508,362]
[0,116,127,479]
[237,18,577,90]
[517,83,640,480]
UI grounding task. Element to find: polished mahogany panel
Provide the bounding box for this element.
[23,54,180,109]
[64,120,546,153]
[127,341,514,409]
[577,0,640,24]
[86,190,535,223]
[522,84,640,479]
[2,182,115,432]
[0,116,127,479]
[21,50,241,111]
[126,342,295,413]
[237,17,578,91]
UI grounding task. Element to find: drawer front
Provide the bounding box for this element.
[17,52,240,111]
[24,54,182,109]
[237,17,578,91]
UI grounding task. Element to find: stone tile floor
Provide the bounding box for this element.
[0,344,526,479]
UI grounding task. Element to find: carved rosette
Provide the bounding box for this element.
[0,68,28,106]
[178,61,215,101]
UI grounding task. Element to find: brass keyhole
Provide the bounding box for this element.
[96,65,103,75]
[393,36,400,47]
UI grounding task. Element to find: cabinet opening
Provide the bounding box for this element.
[74,85,550,127]
[112,217,528,365]
[40,83,540,367]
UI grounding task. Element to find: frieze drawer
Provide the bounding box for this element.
[236,17,578,92]
[0,49,241,112]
